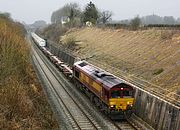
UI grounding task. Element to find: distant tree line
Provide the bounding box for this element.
[40,2,113,43]
[109,14,180,30]
[119,14,180,25]
[143,24,180,28]
[43,1,180,39]
[106,23,180,30]
[141,15,180,25]
[51,1,112,27]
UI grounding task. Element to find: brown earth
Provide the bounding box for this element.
[61,27,180,95]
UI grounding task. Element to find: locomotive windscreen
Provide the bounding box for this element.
[110,83,134,98]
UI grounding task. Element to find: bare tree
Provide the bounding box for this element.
[99,10,112,24]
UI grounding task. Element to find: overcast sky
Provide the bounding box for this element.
[0,0,179,24]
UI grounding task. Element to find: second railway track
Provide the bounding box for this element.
[32,44,101,130]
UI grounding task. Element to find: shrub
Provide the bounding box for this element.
[64,35,76,49]
[175,89,180,100]
[130,16,141,31]
[40,23,68,43]
[160,30,176,40]
[176,89,180,95]
[153,68,164,75]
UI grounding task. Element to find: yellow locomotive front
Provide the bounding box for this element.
[108,84,134,118]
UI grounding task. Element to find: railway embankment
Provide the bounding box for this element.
[61,27,180,95]
[0,14,59,129]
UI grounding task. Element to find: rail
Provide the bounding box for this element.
[32,44,100,130]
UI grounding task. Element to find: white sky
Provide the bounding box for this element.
[0,0,179,24]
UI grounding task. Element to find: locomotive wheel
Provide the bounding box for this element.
[90,93,95,103]
[94,97,101,108]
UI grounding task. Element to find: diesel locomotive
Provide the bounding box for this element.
[73,61,134,119]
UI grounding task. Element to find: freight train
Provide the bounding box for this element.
[31,32,135,119]
[31,32,46,47]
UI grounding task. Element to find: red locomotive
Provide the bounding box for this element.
[73,61,134,119]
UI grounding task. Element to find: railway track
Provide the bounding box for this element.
[32,45,101,130]
[114,121,137,130]
[31,38,143,130]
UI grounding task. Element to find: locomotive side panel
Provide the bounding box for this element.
[78,70,103,97]
[73,66,109,105]
[92,81,102,92]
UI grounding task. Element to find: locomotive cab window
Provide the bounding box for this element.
[75,70,80,78]
[123,90,133,98]
[111,90,121,98]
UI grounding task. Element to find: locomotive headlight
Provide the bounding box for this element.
[127,101,132,105]
[110,105,114,108]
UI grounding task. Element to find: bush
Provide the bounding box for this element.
[40,23,68,43]
[153,68,164,75]
[160,30,176,40]
[175,89,180,100]
[64,35,76,49]
[130,16,141,30]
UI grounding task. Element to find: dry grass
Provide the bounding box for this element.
[160,30,177,40]
[62,27,180,93]
[0,15,59,129]
[62,35,76,49]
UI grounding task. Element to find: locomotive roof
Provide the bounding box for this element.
[74,61,131,90]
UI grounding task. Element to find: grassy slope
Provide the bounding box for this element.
[62,27,180,93]
[0,16,59,129]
